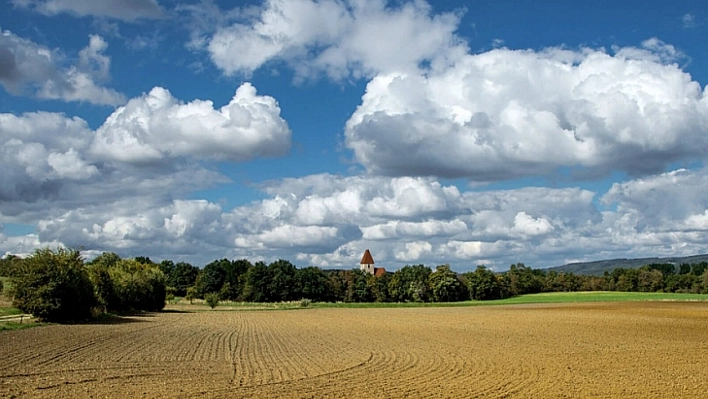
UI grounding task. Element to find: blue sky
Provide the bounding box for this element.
[1,0,708,271]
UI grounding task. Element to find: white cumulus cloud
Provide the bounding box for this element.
[90,83,291,163]
[205,0,465,79]
[346,42,708,180]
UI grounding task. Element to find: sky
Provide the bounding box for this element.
[1,0,708,272]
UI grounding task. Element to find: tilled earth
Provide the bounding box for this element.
[1,301,707,398]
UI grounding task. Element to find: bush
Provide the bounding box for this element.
[299,298,311,308]
[205,292,219,309]
[0,279,3,296]
[109,259,167,312]
[11,248,97,323]
[165,286,176,304]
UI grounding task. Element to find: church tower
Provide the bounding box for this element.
[360,249,375,274]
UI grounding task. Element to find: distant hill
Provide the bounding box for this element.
[546,254,708,276]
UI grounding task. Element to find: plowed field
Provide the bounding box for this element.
[1,302,707,398]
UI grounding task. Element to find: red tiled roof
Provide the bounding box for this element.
[374,267,387,277]
[360,249,374,265]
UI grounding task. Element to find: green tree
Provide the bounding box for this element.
[88,252,120,269]
[506,263,544,295]
[242,261,270,302]
[268,259,297,301]
[222,259,251,301]
[0,278,4,296]
[195,259,228,296]
[428,264,464,302]
[325,270,349,302]
[109,259,166,312]
[169,262,199,297]
[165,286,176,303]
[0,254,24,277]
[463,266,510,300]
[297,266,328,301]
[185,286,197,304]
[11,247,97,323]
[692,262,707,277]
[388,265,432,302]
[637,267,664,292]
[345,269,371,302]
[204,292,219,309]
[647,263,676,278]
[678,263,691,275]
[367,272,390,303]
[665,273,700,293]
[86,262,117,311]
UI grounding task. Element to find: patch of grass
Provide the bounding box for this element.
[0,307,22,317]
[0,321,46,332]
[164,292,708,312]
[491,291,708,305]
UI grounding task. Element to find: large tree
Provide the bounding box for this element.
[428,264,465,302]
[12,248,97,323]
[463,266,510,301]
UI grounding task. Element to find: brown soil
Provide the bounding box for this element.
[1,302,707,398]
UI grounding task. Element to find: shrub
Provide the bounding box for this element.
[299,298,311,308]
[109,259,166,312]
[0,279,3,296]
[185,286,197,304]
[204,292,219,309]
[165,286,176,304]
[11,248,96,323]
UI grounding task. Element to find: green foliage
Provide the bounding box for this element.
[297,266,328,301]
[86,262,117,311]
[692,262,707,277]
[268,259,297,301]
[0,254,24,277]
[463,266,511,301]
[299,298,311,308]
[204,292,219,309]
[665,273,701,293]
[637,268,664,292]
[506,263,544,295]
[168,262,199,297]
[347,269,372,302]
[185,286,197,304]
[646,263,676,277]
[388,265,432,302]
[108,259,166,312]
[428,265,465,302]
[165,286,176,303]
[367,272,390,302]
[11,247,97,323]
[0,278,3,296]
[0,320,47,331]
[196,259,228,297]
[241,261,270,302]
[0,306,22,317]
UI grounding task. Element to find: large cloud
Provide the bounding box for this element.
[0,83,290,222]
[91,83,291,163]
[346,40,708,180]
[0,30,125,105]
[205,0,465,79]
[12,0,164,21]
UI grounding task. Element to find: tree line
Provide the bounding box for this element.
[2,249,708,323]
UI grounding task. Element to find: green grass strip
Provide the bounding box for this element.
[0,307,22,317]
